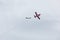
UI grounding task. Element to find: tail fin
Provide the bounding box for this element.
[34,15,36,18]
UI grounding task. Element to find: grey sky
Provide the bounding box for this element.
[0,0,60,40]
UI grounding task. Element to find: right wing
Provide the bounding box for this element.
[37,17,40,20]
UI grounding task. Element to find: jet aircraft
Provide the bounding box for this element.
[34,12,41,20]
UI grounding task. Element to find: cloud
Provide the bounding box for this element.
[0,0,60,40]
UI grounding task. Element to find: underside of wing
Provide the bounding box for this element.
[37,17,40,20]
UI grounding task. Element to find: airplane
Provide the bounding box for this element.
[34,12,41,20]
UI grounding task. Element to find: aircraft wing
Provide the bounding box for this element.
[35,12,37,15]
[37,17,40,20]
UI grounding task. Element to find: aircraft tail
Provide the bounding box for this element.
[34,15,36,18]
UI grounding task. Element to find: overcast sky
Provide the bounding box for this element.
[0,0,60,40]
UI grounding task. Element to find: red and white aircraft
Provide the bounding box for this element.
[34,12,41,20]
